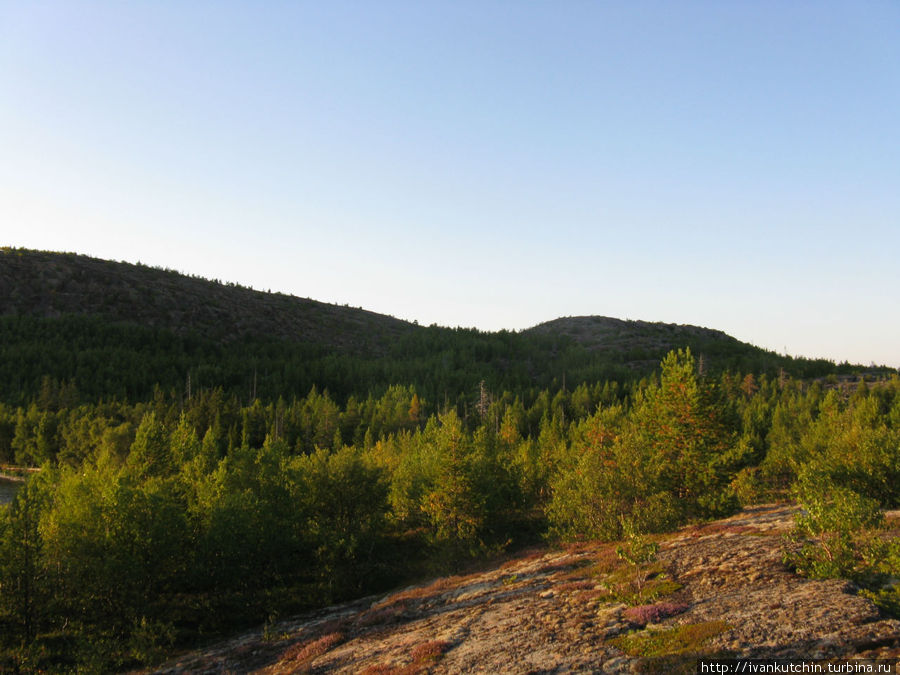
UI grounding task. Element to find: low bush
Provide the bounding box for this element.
[783,474,885,582]
[623,602,689,627]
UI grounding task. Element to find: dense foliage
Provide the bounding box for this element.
[2,311,853,410]
[1,347,898,671]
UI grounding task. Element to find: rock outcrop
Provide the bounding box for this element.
[145,505,900,674]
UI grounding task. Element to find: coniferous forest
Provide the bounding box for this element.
[1,249,899,671]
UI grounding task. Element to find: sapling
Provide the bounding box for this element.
[616,516,659,594]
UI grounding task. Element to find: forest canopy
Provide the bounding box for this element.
[2,347,898,671]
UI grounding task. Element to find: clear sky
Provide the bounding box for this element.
[2,2,898,368]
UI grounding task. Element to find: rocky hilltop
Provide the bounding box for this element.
[143,505,900,674]
[524,316,740,355]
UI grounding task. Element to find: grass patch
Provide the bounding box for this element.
[610,620,731,658]
[557,543,681,605]
[599,561,682,605]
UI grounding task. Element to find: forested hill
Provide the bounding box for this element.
[525,316,749,372]
[0,248,416,350]
[0,247,852,405]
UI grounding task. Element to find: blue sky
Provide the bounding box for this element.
[2,2,898,367]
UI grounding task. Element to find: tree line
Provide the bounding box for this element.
[1,312,860,410]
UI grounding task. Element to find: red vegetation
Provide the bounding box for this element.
[622,602,689,626]
[281,631,344,663]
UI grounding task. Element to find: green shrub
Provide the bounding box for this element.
[731,466,766,506]
[784,472,886,583]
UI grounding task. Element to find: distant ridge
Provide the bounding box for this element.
[0,247,855,404]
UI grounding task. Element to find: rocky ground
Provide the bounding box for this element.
[144,505,900,674]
